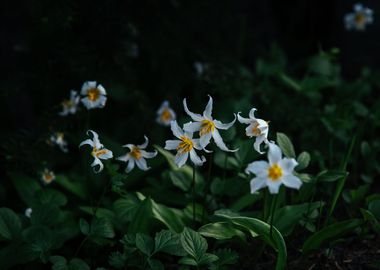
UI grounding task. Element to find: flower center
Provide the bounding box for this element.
[92,148,108,158]
[160,108,172,122]
[87,88,100,101]
[42,171,54,183]
[130,146,142,160]
[268,164,283,181]
[177,136,194,154]
[200,119,215,136]
[252,122,261,136]
[355,13,366,25]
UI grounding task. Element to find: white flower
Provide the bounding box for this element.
[59,90,80,116]
[238,108,269,154]
[80,81,107,109]
[25,208,32,218]
[193,61,207,77]
[49,132,68,153]
[165,121,207,168]
[183,95,237,152]
[79,130,113,173]
[117,136,157,173]
[156,101,176,126]
[344,3,374,31]
[41,168,55,185]
[246,142,302,194]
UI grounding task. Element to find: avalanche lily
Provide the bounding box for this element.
[246,142,302,194]
[238,108,269,154]
[41,168,55,185]
[156,101,176,126]
[79,130,113,173]
[80,81,107,109]
[25,208,32,218]
[183,95,237,152]
[165,121,207,168]
[49,132,68,153]
[344,3,374,31]
[117,136,157,173]
[59,90,80,116]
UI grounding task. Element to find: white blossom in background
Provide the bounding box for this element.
[25,208,32,218]
[80,81,107,109]
[183,95,237,152]
[344,3,374,31]
[156,101,176,126]
[79,130,113,173]
[193,61,208,77]
[165,120,207,168]
[49,132,69,153]
[41,168,55,185]
[117,136,157,173]
[246,142,302,194]
[59,90,80,116]
[238,108,269,154]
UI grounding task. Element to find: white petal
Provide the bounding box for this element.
[248,108,257,119]
[237,112,252,124]
[87,130,102,149]
[138,136,149,149]
[91,157,104,173]
[266,179,282,194]
[170,121,184,138]
[268,142,282,165]
[135,158,150,171]
[81,81,94,95]
[117,154,130,162]
[200,132,212,148]
[141,150,157,159]
[279,158,298,174]
[245,160,269,176]
[203,95,213,119]
[98,149,113,160]
[183,99,203,121]
[250,177,267,194]
[354,3,363,12]
[175,152,189,168]
[92,95,107,108]
[97,84,107,95]
[254,136,267,154]
[212,130,238,152]
[81,97,93,109]
[126,159,135,173]
[214,115,236,130]
[183,121,202,132]
[282,175,302,190]
[165,140,181,150]
[189,149,205,166]
[79,139,94,148]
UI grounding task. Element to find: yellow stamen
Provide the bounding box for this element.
[252,122,261,136]
[160,108,172,122]
[355,13,366,25]
[177,136,194,154]
[200,119,215,136]
[130,146,142,160]
[87,88,100,101]
[42,170,55,183]
[268,164,283,181]
[92,148,108,158]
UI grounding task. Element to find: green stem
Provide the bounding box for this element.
[202,152,213,222]
[269,194,278,239]
[192,163,196,226]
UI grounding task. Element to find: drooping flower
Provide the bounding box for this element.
[59,90,80,116]
[41,168,55,185]
[237,108,269,154]
[79,130,113,173]
[246,142,302,194]
[156,101,176,126]
[49,132,69,153]
[344,3,374,31]
[25,208,32,218]
[165,121,207,168]
[183,95,237,152]
[80,81,107,109]
[117,136,157,173]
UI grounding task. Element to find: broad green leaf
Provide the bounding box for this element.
[151,200,184,233]
[135,233,154,256]
[316,170,348,182]
[55,175,87,200]
[180,227,208,262]
[68,258,90,270]
[0,208,21,241]
[276,133,296,158]
[10,173,41,205]
[23,226,55,257]
[79,219,90,236]
[198,253,219,265]
[90,217,115,239]
[35,189,67,206]
[31,204,61,226]
[213,249,239,266]
[113,196,140,223]
[128,198,153,233]
[198,222,245,240]
[369,200,380,219]
[148,258,164,270]
[169,171,191,191]
[50,256,67,270]
[154,230,186,256]
[230,193,262,211]
[302,219,363,253]
[216,213,287,270]
[178,256,197,266]
[296,152,311,170]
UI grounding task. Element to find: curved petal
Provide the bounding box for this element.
[189,149,205,166]
[91,157,104,173]
[138,135,149,149]
[175,152,189,168]
[248,108,257,119]
[214,115,236,130]
[98,149,113,160]
[282,175,302,190]
[268,142,282,165]
[183,121,202,132]
[141,150,157,159]
[81,97,93,109]
[135,158,150,171]
[203,95,213,119]
[92,95,107,108]
[237,112,252,124]
[97,84,107,95]
[87,130,102,149]
[117,154,130,162]
[254,135,267,154]
[199,132,212,148]
[170,120,184,139]
[250,177,267,194]
[126,159,135,173]
[81,81,96,95]
[279,158,298,174]
[245,160,269,176]
[266,179,282,194]
[183,99,203,121]
[122,144,134,151]
[212,130,238,152]
[165,140,181,150]
[79,139,94,148]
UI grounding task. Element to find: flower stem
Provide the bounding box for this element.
[192,163,196,226]
[269,194,278,239]
[202,152,213,222]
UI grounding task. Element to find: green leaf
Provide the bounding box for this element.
[31,203,61,226]
[276,133,296,158]
[169,171,191,191]
[316,170,348,182]
[10,173,41,205]
[128,198,153,233]
[213,249,239,266]
[296,152,311,170]
[179,256,197,266]
[113,196,140,223]
[68,258,90,270]
[230,193,262,211]
[180,227,208,262]
[55,175,87,200]
[198,253,219,265]
[23,226,56,257]
[198,222,245,240]
[50,255,68,270]
[369,200,380,219]
[79,219,90,236]
[35,189,67,206]
[216,213,287,270]
[90,217,115,239]
[302,219,363,254]
[154,230,186,256]
[135,233,154,256]
[148,258,164,270]
[0,208,21,241]
[151,200,184,233]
